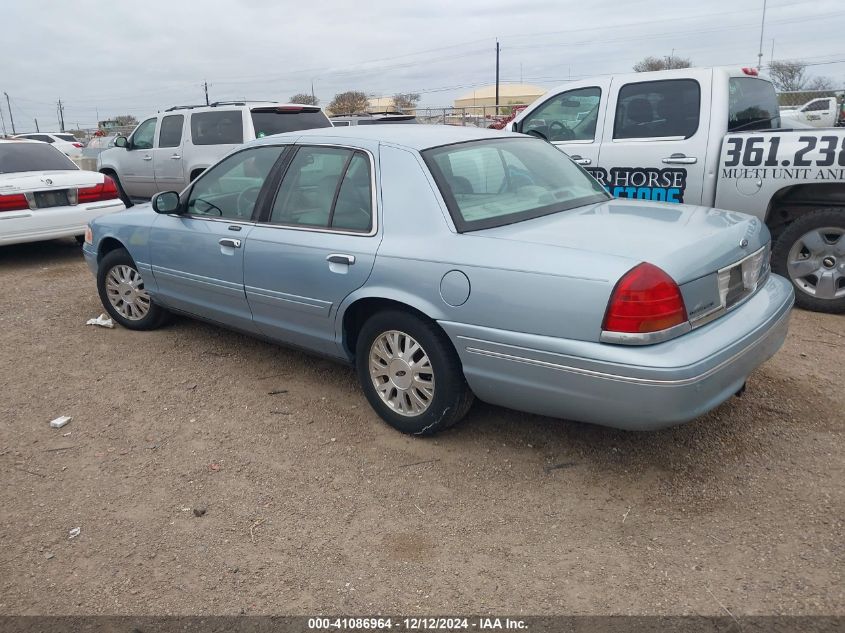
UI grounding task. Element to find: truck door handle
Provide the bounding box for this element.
[569,154,591,165]
[142,155,152,161]
[326,254,355,265]
[662,153,697,164]
[218,238,241,248]
[170,154,181,160]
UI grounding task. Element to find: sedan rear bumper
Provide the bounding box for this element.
[0,201,124,246]
[440,274,794,430]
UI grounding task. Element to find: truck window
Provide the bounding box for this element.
[728,77,780,131]
[613,79,700,140]
[803,99,829,112]
[521,87,601,142]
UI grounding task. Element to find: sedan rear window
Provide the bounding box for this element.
[251,107,331,138]
[0,143,78,173]
[423,138,609,232]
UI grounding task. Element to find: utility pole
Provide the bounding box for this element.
[203,81,210,106]
[311,79,315,102]
[757,0,768,71]
[4,92,16,135]
[0,102,7,136]
[34,118,39,132]
[495,39,500,116]
[57,98,65,132]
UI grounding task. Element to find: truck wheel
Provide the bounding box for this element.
[772,208,845,313]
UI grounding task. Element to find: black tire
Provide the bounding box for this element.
[102,170,132,207]
[97,248,169,330]
[355,310,474,435]
[772,208,845,314]
[75,235,85,245]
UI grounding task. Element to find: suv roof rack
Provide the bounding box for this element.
[208,100,277,107]
[163,104,205,112]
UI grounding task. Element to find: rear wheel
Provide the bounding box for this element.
[355,310,473,435]
[102,170,132,207]
[772,208,845,313]
[97,248,169,330]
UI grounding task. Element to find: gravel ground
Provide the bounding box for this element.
[0,239,842,616]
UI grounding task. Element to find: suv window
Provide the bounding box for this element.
[26,134,55,143]
[186,146,284,220]
[158,115,184,148]
[251,108,331,138]
[331,120,351,127]
[270,146,373,232]
[728,77,781,131]
[55,134,77,142]
[131,118,157,150]
[521,87,602,141]
[191,111,244,145]
[613,79,700,139]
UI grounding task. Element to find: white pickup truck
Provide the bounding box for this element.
[780,96,842,128]
[507,66,845,313]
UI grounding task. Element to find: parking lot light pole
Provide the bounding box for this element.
[757,0,767,71]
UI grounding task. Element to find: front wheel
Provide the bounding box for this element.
[355,310,474,435]
[97,248,169,330]
[772,208,845,313]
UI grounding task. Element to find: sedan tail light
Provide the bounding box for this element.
[0,193,29,212]
[77,176,120,203]
[602,263,687,335]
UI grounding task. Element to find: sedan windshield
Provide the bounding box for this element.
[0,143,78,173]
[422,137,609,232]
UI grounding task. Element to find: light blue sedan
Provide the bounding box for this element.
[83,126,794,435]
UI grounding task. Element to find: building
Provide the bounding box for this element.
[454,84,546,110]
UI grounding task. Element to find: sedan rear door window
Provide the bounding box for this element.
[269,146,372,232]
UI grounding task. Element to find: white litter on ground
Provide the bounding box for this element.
[49,416,72,429]
[68,527,81,539]
[86,314,114,328]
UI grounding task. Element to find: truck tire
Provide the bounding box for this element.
[771,208,845,313]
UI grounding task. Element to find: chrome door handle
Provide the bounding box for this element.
[326,253,355,265]
[569,155,591,165]
[662,153,697,164]
[142,155,152,161]
[218,238,241,248]
[170,154,181,160]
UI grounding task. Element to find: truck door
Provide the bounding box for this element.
[515,79,610,172]
[799,98,837,128]
[595,70,712,205]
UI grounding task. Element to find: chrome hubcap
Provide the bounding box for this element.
[786,227,845,300]
[105,264,151,320]
[369,330,435,417]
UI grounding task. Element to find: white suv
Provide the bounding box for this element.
[13,133,84,158]
[97,101,331,202]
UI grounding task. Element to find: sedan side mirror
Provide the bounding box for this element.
[114,136,128,149]
[152,191,181,214]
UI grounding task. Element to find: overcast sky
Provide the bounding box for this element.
[2,0,843,133]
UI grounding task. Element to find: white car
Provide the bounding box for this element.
[13,132,85,159]
[0,139,125,246]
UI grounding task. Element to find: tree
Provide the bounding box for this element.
[633,55,692,72]
[328,91,370,115]
[768,60,809,92]
[111,114,138,126]
[290,93,319,106]
[392,93,420,112]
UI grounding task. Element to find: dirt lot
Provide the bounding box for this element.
[0,239,842,616]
